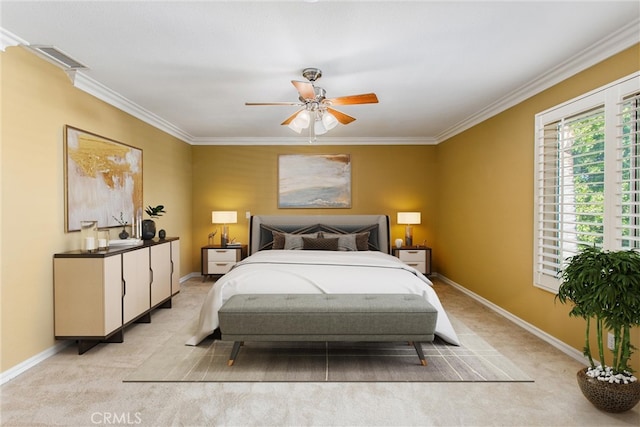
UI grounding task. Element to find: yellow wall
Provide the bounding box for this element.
[435,44,640,369]
[1,47,193,372]
[191,145,438,265]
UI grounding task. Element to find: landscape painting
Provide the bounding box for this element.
[278,154,351,208]
[64,125,143,232]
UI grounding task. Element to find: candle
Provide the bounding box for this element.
[85,237,96,251]
[98,238,107,249]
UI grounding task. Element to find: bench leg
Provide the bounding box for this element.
[413,342,427,366]
[228,341,242,366]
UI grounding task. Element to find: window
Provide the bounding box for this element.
[534,73,640,293]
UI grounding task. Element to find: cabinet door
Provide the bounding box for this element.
[122,248,150,324]
[53,256,122,337]
[171,240,181,295]
[150,243,172,307]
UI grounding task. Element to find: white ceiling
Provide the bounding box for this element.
[1,1,639,145]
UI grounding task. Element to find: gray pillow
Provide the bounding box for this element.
[284,233,319,250]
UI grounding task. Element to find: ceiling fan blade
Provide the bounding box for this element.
[281,109,304,125]
[326,93,379,106]
[291,80,316,100]
[245,102,301,106]
[327,107,356,125]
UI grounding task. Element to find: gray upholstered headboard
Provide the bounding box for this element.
[249,215,390,255]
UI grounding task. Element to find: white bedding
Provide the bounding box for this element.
[186,250,460,346]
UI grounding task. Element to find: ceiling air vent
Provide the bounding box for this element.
[29,45,88,70]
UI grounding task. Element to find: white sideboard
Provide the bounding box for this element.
[53,237,180,354]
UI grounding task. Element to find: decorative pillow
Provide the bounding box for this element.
[272,231,285,249]
[355,231,370,251]
[284,233,319,250]
[302,237,340,251]
[318,233,358,251]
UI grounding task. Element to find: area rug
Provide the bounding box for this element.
[124,316,533,383]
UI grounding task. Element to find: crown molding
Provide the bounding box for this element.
[72,73,194,143]
[435,18,640,143]
[0,27,27,51]
[190,136,438,146]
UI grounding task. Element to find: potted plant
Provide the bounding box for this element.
[556,245,640,412]
[112,212,129,239]
[142,205,166,240]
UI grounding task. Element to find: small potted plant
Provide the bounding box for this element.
[112,212,129,239]
[556,245,640,412]
[142,204,166,240]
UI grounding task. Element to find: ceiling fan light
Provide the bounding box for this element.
[322,112,338,130]
[288,122,303,133]
[292,110,311,129]
[314,118,328,135]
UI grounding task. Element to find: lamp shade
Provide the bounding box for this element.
[288,121,304,134]
[212,211,237,224]
[291,110,311,129]
[322,112,338,130]
[397,212,421,225]
[314,118,328,135]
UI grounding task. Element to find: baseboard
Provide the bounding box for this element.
[434,273,586,365]
[183,272,201,281]
[184,271,202,280]
[1,340,72,385]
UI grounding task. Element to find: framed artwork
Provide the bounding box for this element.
[64,125,143,232]
[278,154,351,208]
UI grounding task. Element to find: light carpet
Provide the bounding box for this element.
[124,315,532,383]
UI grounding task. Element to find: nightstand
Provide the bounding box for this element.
[201,245,248,280]
[392,246,432,276]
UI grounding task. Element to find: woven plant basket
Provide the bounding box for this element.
[576,368,640,413]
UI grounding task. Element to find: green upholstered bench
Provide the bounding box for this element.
[218,293,438,366]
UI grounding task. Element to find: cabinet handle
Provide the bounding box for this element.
[149,268,154,285]
[407,251,419,254]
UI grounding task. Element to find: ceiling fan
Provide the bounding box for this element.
[245,68,378,140]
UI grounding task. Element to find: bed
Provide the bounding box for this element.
[186,214,460,346]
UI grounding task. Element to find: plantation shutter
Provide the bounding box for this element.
[617,91,640,249]
[533,73,640,293]
[535,106,606,290]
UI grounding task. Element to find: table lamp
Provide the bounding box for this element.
[211,211,237,247]
[397,212,421,246]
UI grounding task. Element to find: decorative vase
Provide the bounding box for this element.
[142,219,156,240]
[158,229,166,239]
[576,368,640,413]
[119,228,129,239]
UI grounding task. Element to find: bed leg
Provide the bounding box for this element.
[413,342,427,366]
[228,341,242,366]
